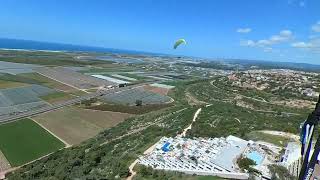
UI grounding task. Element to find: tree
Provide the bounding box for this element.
[237,156,256,172]
[135,99,142,106]
[268,164,295,180]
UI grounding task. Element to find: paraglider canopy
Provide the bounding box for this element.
[173,39,187,49]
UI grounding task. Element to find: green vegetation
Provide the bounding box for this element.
[0,118,65,166]
[8,105,197,179]
[135,165,224,180]
[187,101,304,138]
[268,164,295,180]
[80,66,138,73]
[0,73,42,85]
[80,98,99,107]
[0,50,111,66]
[0,79,26,89]
[40,91,73,103]
[237,157,256,172]
[118,73,149,81]
[245,131,294,147]
[7,76,308,179]
[0,72,77,92]
[184,77,309,138]
[19,73,67,89]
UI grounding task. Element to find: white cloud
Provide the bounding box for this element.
[291,38,320,53]
[280,30,292,37]
[240,40,255,46]
[268,30,293,44]
[309,35,320,39]
[257,39,272,46]
[312,21,320,32]
[240,30,293,48]
[288,0,306,7]
[291,42,313,48]
[237,28,252,33]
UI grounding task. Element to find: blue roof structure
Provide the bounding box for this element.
[162,142,171,152]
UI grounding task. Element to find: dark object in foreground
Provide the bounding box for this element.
[299,95,320,180]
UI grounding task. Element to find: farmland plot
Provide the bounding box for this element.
[33,107,132,145]
[0,119,64,166]
[101,87,171,105]
[36,67,116,89]
[0,85,54,118]
[0,85,54,106]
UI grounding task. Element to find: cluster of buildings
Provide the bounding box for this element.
[227,69,319,98]
[138,135,300,179]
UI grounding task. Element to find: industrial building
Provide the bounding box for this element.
[138,136,249,179]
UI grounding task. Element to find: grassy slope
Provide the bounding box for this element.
[0,119,65,166]
[245,131,294,147]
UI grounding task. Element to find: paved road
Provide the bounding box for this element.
[0,83,147,124]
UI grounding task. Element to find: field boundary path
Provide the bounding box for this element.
[36,71,88,92]
[0,150,11,179]
[30,118,71,147]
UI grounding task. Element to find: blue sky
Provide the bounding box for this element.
[0,0,319,64]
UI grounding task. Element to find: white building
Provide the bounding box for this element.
[280,142,301,177]
[138,136,249,179]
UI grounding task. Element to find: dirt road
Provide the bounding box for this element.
[181,108,202,137]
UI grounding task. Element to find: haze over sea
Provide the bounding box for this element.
[0,38,152,55]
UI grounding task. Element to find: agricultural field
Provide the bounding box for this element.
[19,72,77,92]
[0,118,64,166]
[0,61,41,75]
[0,102,50,120]
[101,87,172,105]
[118,73,150,81]
[0,49,110,66]
[0,84,54,107]
[33,107,133,145]
[87,103,173,114]
[0,72,77,92]
[143,85,170,95]
[91,74,130,84]
[39,91,74,104]
[36,67,116,89]
[9,104,197,179]
[111,74,137,81]
[0,80,26,89]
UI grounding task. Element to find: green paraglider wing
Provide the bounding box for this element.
[173,39,186,49]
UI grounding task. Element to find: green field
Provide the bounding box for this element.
[40,91,74,103]
[0,119,65,166]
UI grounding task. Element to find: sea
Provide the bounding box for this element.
[0,38,156,56]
